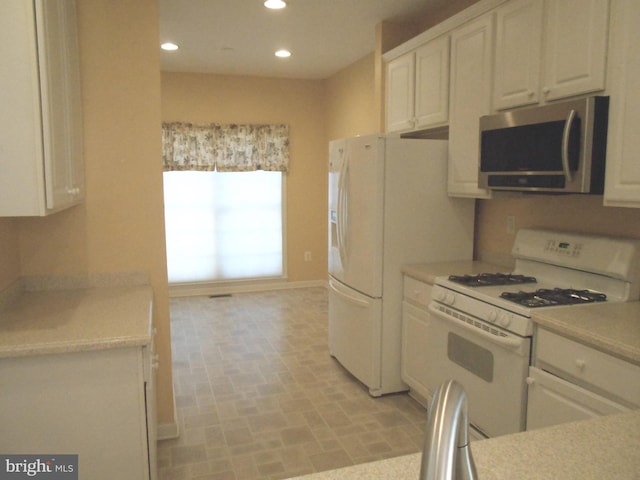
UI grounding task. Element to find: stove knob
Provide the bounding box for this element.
[498,313,512,328]
[435,289,455,305]
[444,292,455,306]
[487,310,498,323]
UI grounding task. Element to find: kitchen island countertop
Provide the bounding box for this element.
[0,285,153,358]
[287,410,640,479]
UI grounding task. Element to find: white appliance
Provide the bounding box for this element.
[327,134,475,396]
[427,229,640,438]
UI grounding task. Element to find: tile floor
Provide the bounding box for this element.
[158,287,428,480]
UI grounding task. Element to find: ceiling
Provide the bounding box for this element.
[158,0,449,79]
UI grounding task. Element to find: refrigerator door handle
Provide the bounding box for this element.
[337,152,349,268]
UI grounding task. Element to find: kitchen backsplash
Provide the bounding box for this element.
[476,194,640,267]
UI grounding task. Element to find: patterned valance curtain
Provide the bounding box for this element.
[162,122,290,172]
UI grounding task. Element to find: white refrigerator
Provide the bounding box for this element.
[328,134,475,396]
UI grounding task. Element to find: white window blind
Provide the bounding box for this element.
[163,170,284,284]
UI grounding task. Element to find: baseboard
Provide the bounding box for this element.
[157,422,179,440]
[169,278,327,298]
[408,388,431,410]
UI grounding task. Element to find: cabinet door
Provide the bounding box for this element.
[386,52,415,133]
[526,367,628,431]
[542,0,609,101]
[36,0,84,211]
[0,1,45,216]
[0,348,152,479]
[493,0,543,110]
[604,0,640,207]
[0,0,82,217]
[448,13,493,198]
[414,35,450,129]
[401,301,434,401]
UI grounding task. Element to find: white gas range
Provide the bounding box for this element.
[425,229,640,439]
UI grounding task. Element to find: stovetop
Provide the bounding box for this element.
[447,274,608,308]
[447,273,537,287]
[431,229,640,337]
[500,287,607,308]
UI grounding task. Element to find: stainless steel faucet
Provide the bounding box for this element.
[419,380,478,480]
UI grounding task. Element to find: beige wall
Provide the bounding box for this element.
[324,53,379,142]
[0,0,175,426]
[161,73,328,282]
[476,195,640,265]
[0,219,20,291]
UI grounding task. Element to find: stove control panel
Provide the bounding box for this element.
[512,229,640,287]
[435,289,456,306]
[487,309,513,328]
[430,284,533,337]
[544,239,583,257]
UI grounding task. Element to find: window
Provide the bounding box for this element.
[163,170,284,284]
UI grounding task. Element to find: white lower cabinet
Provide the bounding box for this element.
[401,301,433,402]
[526,328,640,431]
[526,366,628,430]
[0,346,157,479]
[401,276,435,402]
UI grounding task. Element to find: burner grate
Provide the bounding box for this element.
[448,273,537,287]
[500,288,607,308]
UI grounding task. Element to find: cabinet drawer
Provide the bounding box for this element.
[535,328,640,407]
[526,366,629,431]
[403,276,432,307]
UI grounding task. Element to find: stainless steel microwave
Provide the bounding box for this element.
[478,96,609,193]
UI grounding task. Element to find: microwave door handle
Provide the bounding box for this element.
[561,109,577,183]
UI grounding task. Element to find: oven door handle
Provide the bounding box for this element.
[428,304,524,350]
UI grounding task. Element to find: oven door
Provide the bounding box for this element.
[425,302,531,438]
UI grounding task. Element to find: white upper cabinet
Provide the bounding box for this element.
[493,0,609,111]
[0,0,84,217]
[493,0,544,110]
[542,0,609,102]
[414,36,450,130]
[386,35,450,133]
[603,0,640,207]
[386,53,415,133]
[448,13,494,198]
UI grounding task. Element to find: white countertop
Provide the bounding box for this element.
[289,410,640,479]
[0,285,154,358]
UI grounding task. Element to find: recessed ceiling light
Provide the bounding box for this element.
[275,49,291,58]
[264,0,286,9]
[161,42,179,51]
